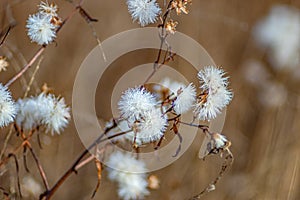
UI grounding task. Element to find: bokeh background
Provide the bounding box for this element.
[0,0,300,199]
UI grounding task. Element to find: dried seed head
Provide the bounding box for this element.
[171,0,192,15]
[127,0,162,27]
[165,19,178,34]
[0,56,9,72]
[148,175,160,189]
[38,1,58,17]
[50,16,62,27]
[194,66,233,121]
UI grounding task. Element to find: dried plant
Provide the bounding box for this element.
[0,1,237,200]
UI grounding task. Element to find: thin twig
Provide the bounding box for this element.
[190,149,234,199]
[5,4,80,87]
[0,25,13,46]
[74,154,95,171]
[179,121,209,132]
[171,121,183,157]
[75,5,106,62]
[5,47,45,87]
[39,124,127,200]
[91,158,102,198]
[23,55,44,97]
[26,142,50,191]
[0,124,14,159]
[0,186,10,200]
[8,153,22,198]
[22,146,30,173]
[143,0,175,84]
[0,140,26,167]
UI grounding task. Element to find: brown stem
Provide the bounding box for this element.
[39,125,129,200]
[0,124,14,160]
[39,150,89,200]
[5,4,80,87]
[26,142,50,190]
[0,187,10,199]
[143,0,175,84]
[5,47,45,87]
[91,158,102,198]
[0,140,25,167]
[178,121,209,132]
[8,153,22,198]
[190,149,234,199]
[0,24,14,46]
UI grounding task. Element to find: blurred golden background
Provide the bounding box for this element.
[1,0,300,199]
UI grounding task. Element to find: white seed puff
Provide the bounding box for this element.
[107,152,149,200]
[127,0,161,27]
[118,86,167,145]
[16,93,70,134]
[0,84,17,127]
[253,5,300,69]
[173,83,196,114]
[26,13,57,45]
[26,1,61,45]
[194,66,233,121]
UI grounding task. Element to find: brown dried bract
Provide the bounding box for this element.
[50,16,63,27]
[41,83,54,94]
[166,20,178,34]
[148,175,160,189]
[171,0,192,15]
[0,56,9,72]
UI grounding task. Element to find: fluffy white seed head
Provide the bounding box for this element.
[42,94,70,135]
[16,93,70,134]
[21,175,43,198]
[16,97,44,130]
[107,152,149,200]
[118,87,168,145]
[131,108,168,144]
[26,13,57,45]
[194,66,233,121]
[253,5,300,69]
[173,83,196,114]
[118,86,157,121]
[198,66,229,91]
[0,84,17,127]
[127,0,161,27]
